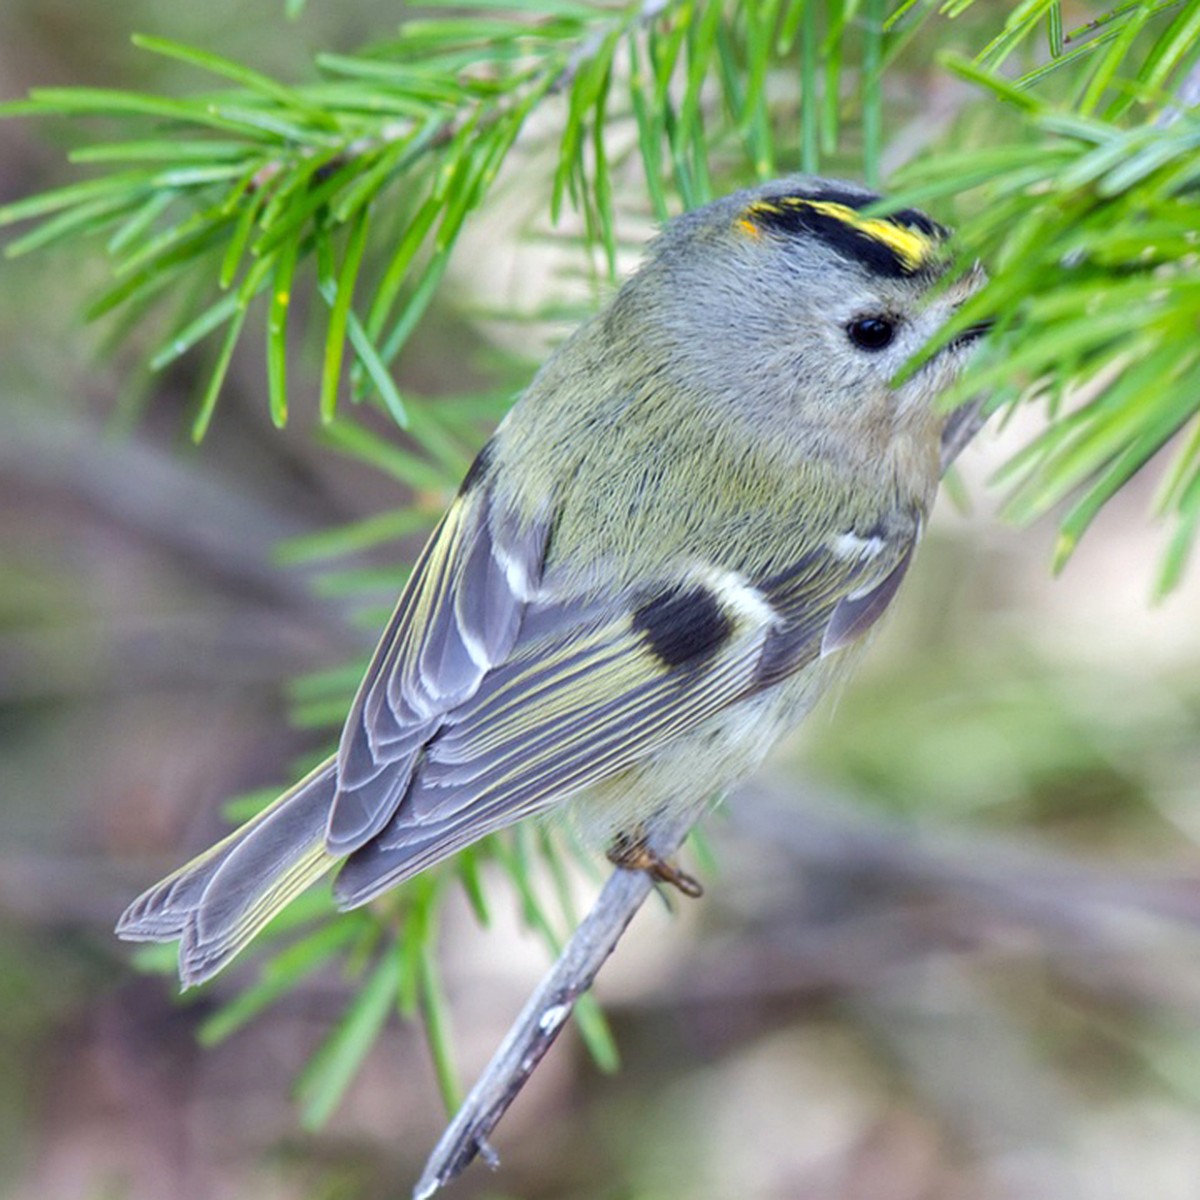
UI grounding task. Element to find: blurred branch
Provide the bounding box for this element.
[939,395,989,472]
[0,612,348,702]
[0,414,374,700]
[0,853,143,928]
[2,408,370,599]
[0,414,337,609]
[852,969,1080,1200]
[418,764,1200,1191]
[733,780,1200,936]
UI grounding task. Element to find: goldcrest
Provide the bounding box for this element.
[118,176,986,985]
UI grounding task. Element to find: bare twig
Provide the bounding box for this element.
[413,410,992,1195]
[412,813,691,1199]
[413,868,658,1195]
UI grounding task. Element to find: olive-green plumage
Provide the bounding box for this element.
[117,176,985,986]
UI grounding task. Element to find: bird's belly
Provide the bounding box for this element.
[559,658,844,850]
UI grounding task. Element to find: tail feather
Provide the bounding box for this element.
[116,757,341,988]
[334,813,515,910]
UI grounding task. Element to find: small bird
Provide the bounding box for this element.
[117,176,986,987]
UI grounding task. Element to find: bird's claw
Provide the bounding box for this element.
[606,840,704,898]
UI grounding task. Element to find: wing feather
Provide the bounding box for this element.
[326,480,550,853]
[332,637,770,907]
[332,579,785,907]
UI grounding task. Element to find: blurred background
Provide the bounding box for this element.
[4,4,1200,1199]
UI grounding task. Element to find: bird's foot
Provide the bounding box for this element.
[606,839,704,898]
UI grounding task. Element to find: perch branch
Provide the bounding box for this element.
[412,814,691,1199]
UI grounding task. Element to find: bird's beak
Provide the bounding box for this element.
[949,318,994,349]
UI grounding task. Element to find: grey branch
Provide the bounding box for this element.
[551,0,670,94]
[412,815,690,1199]
[412,410,990,1196]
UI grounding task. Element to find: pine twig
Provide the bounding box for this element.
[550,0,671,93]
[412,412,986,1196]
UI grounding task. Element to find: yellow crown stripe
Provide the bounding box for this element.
[801,200,933,269]
[740,196,937,272]
[746,200,783,216]
[787,198,934,270]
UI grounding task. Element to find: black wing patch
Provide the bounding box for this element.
[633,584,735,668]
[333,592,775,908]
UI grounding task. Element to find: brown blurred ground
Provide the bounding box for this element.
[4,6,1200,1200]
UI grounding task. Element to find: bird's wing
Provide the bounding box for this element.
[332,519,919,907]
[327,442,553,852]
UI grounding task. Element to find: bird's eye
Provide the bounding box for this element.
[846,315,897,352]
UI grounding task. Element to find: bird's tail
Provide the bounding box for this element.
[116,757,341,988]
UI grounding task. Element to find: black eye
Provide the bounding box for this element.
[846,316,897,351]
